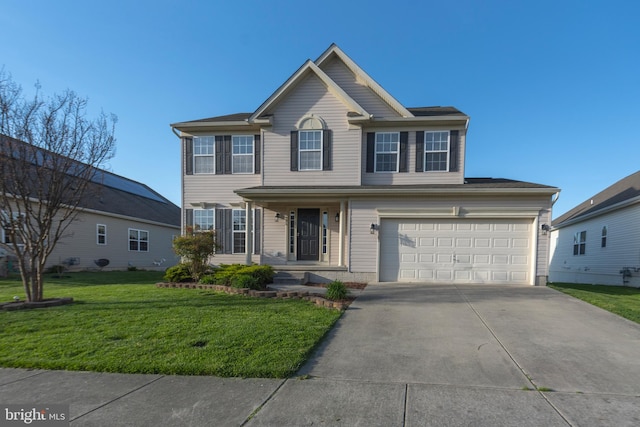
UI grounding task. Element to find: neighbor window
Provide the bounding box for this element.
[232,135,254,174]
[1,211,24,246]
[424,131,450,171]
[299,130,322,170]
[573,230,586,255]
[129,228,149,252]
[193,209,214,231]
[375,132,399,172]
[193,136,215,174]
[97,224,107,245]
[601,226,607,248]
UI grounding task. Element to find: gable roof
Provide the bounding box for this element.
[1,135,180,227]
[553,170,640,226]
[249,58,369,121]
[314,43,413,118]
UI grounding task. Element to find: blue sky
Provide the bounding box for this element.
[1,0,638,218]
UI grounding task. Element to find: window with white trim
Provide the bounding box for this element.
[424,131,450,171]
[193,136,215,174]
[193,209,214,231]
[375,132,399,172]
[129,228,149,252]
[1,211,24,246]
[299,130,322,170]
[232,209,256,254]
[97,224,107,245]
[289,211,296,254]
[573,230,586,255]
[601,226,607,248]
[322,211,328,255]
[232,135,254,174]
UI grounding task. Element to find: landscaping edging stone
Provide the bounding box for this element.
[0,297,74,311]
[155,282,348,310]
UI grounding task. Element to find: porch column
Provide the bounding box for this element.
[338,200,345,267]
[245,201,253,265]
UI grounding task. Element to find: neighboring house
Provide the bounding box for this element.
[549,170,640,287]
[0,136,180,272]
[171,44,559,285]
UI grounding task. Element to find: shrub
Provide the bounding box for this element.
[164,264,193,282]
[172,231,218,281]
[231,274,260,290]
[199,274,216,284]
[325,280,348,301]
[237,265,274,287]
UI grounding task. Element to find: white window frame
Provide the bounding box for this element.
[97,224,107,245]
[374,132,399,173]
[232,209,256,254]
[573,230,586,255]
[232,135,254,174]
[193,136,215,174]
[193,209,215,232]
[601,226,607,248]
[424,131,450,172]
[128,228,149,252]
[298,130,323,171]
[1,211,25,247]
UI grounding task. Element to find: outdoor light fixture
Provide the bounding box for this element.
[370,223,378,234]
[275,213,282,222]
[541,224,551,235]
[335,213,340,222]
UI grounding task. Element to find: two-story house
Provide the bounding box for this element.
[171,44,559,285]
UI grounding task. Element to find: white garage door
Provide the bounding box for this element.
[379,218,533,284]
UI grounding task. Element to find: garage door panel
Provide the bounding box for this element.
[379,218,533,284]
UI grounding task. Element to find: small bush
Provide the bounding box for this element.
[231,274,260,290]
[199,274,216,284]
[164,264,193,282]
[325,280,348,301]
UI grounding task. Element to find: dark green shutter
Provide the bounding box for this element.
[290,131,298,171]
[254,135,261,174]
[415,131,424,172]
[449,130,459,172]
[254,209,261,254]
[185,208,193,231]
[224,135,232,174]
[366,132,375,173]
[185,137,193,175]
[215,136,224,174]
[399,132,408,172]
[322,129,332,171]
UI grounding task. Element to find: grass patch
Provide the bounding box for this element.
[549,283,640,324]
[0,271,341,378]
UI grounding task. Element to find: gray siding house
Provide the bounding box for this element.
[0,136,181,272]
[171,44,559,285]
[549,170,640,287]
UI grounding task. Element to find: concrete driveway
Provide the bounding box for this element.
[2,283,639,426]
[255,283,640,426]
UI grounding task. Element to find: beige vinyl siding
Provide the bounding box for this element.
[183,174,260,207]
[321,57,401,118]
[46,210,179,271]
[349,196,552,281]
[263,74,361,186]
[362,127,466,185]
[549,204,640,286]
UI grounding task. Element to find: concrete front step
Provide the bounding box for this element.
[273,271,307,285]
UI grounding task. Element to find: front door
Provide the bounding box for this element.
[297,209,320,261]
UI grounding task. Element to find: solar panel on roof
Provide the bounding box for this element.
[92,171,167,203]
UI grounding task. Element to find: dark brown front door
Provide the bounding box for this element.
[297,209,320,261]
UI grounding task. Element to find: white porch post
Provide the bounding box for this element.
[245,201,253,265]
[338,200,345,267]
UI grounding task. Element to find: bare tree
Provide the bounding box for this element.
[0,69,116,302]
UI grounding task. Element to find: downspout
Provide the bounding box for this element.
[171,126,185,235]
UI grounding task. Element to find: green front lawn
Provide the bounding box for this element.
[0,271,341,378]
[549,282,640,324]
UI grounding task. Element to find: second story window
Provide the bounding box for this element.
[424,131,450,171]
[193,136,215,174]
[375,132,399,172]
[232,136,254,174]
[299,130,323,170]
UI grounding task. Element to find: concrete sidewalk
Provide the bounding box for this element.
[2,283,640,426]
